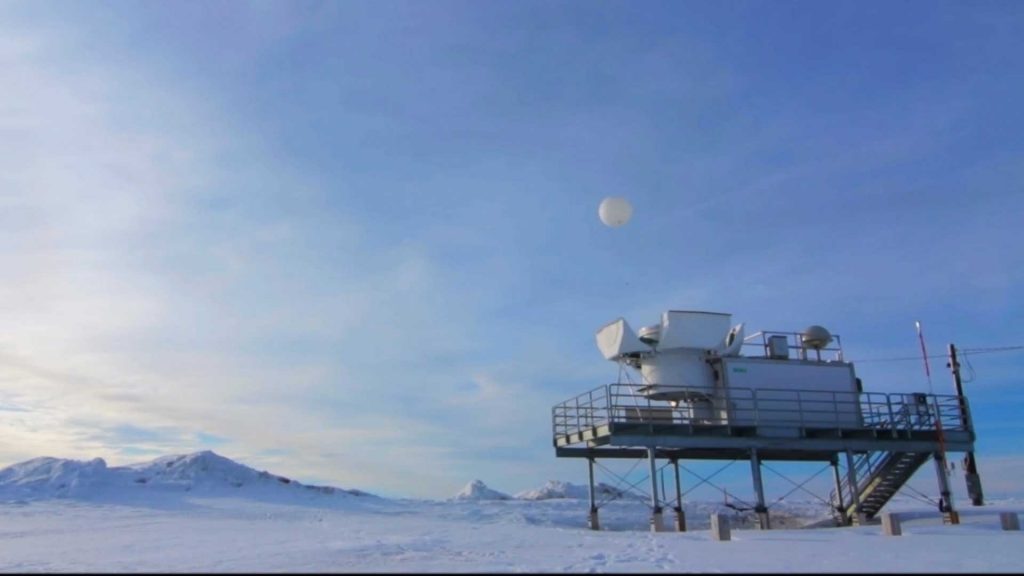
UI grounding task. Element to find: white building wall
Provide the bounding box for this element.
[718,358,862,427]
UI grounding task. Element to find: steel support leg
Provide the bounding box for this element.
[934,452,960,524]
[830,456,848,526]
[949,343,985,506]
[648,447,665,532]
[750,448,770,530]
[845,450,865,525]
[587,457,599,530]
[964,452,985,507]
[672,458,685,532]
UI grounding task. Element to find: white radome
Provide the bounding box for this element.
[598,197,633,227]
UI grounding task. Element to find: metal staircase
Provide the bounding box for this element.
[831,451,931,525]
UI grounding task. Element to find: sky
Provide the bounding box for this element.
[0,0,1022,500]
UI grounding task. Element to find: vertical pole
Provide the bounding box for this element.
[845,450,865,525]
[587,457,600,530]
[948,343,984,506]
[830,456,848,526]
[672,458,685,531]
[648,447,664,532]
[934,451,960,524]
[750,448,770,529]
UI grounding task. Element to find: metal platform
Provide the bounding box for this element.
[552,383,976,530]
[553,384,974,452]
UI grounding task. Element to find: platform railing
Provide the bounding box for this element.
[551,385,612,439]
[552,384,970,441]
[741,331,845,362]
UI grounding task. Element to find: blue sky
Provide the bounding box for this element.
[0,0,1022,501]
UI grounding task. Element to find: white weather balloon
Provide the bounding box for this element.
[598,197,633,227]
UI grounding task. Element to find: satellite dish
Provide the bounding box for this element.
[598,197,632,227]
[722,322,745,356]
[637,324,661,347]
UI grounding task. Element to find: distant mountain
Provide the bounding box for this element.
[453,479,512,501]
[0,450,374,501]
[0,456,111,498]
[516,480,643,501]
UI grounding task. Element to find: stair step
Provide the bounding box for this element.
[835,453,931,522]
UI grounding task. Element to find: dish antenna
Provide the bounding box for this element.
[801,325,833,350]
[801,325,833,361]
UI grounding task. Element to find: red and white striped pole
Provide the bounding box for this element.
[917,321,957,521]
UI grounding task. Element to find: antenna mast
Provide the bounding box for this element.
[917,321,957,521]
[948,343,985,506]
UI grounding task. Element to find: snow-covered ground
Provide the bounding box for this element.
[1,452,1021,573]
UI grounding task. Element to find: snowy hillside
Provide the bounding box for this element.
[0,450,1022,572]
[0,452,858,530]
[516,480,643,501]
[453,479,512,501]
[0,456,110,498]
[0,451,373,502]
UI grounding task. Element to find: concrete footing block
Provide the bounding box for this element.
[882,512,902,536]
[711,513,731,541]
[1001,512,1020,531]
[650,511,666,533]
[674,508,686,532]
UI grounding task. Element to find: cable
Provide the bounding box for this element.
[592,458,678,510]
[761,462,834,509]
[961,353,977,384]
[856,345,1023,364]
[593,459,646,508]
[678,462,757,513]
[961,345,1024,355]
[679,460,737,498]
[856,353,949,364]
[898,483,941,508]
[616,360,646,411]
